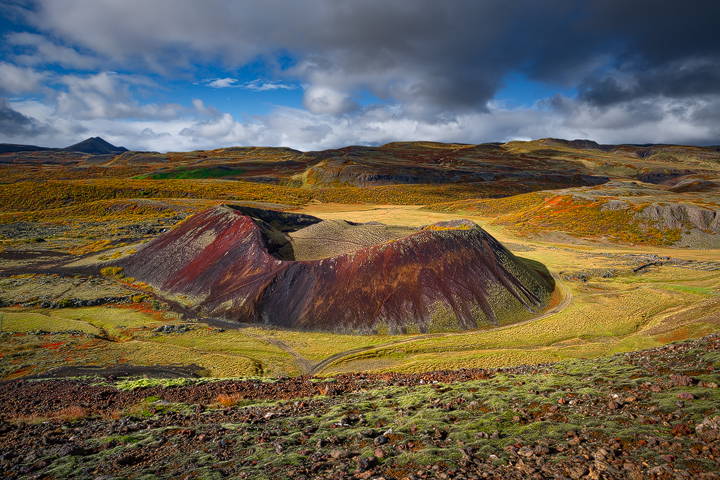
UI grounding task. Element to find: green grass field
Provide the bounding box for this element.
[135,167,246,180]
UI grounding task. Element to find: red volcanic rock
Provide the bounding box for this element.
[121,205,554,333]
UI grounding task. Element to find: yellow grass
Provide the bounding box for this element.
[3,205,720,380]
[245,327,409,361]
[0,310,103,335]
[145,329,297,376]
[115,340,267,377]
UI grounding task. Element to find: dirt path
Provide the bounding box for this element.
[307,274,572,375]
[240,331,315,375]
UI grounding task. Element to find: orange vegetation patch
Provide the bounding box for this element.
[430,192,682,245]
[545,285,564,310]
[491,194,681,245]
[114,301,170,324]
[216,393,244,407]
[8,404,91,423]
[657,327,693,343]
[9,366,37,378]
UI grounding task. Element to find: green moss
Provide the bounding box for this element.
[114,377,201,391]
[376,319,389,335]
[427,302,461,333]
[57,298,73,308]
[45,456,78,477]
[135,167,246,180]
[662,285,715,295]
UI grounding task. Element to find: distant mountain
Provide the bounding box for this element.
[0,143,53,154]
[63,137,127,155]
[0,137,127,155]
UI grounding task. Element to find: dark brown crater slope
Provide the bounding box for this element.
[120,205,555,333]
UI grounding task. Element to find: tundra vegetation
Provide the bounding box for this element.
[2,139,720,378]
[1,139,720,478]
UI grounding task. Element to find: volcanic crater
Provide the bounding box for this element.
[120,205,555,333]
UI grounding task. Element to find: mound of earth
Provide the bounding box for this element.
[120,205,554,333]
[667,175,720,193]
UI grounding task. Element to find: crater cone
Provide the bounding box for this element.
[121,205,555,334]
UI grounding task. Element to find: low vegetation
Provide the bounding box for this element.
[134,166,246,180]
[1,334,718,479]
[2,140,720,477]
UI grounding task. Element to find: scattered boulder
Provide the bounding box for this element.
[153,324,194,334]
[670,373,694,386]
[357,456,378,472]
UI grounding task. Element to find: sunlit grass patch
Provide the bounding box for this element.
[246,327,409,361]
[113,377,206,391]
[68,306,172,331]
[0,310,103,335]
[370,348,562,374]
[135,166,246,180]
[114,341,267,378]
[312,273,720,374]
[145,328,297,375]
[661,284,717,295]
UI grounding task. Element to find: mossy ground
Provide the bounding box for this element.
[2,335,718,479]
[135,167,247,180]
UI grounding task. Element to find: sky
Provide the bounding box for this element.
[0,0,719,152]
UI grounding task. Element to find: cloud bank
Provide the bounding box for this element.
[1,0,718,151]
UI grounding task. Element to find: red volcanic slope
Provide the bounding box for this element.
[121,205,555,333]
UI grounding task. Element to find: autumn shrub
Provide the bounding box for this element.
[56,405,90,421]
[216,393,242,407]
[100,266,123,277]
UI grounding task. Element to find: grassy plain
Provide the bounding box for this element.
[2,204,719,379]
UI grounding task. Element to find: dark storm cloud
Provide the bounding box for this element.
[0,96,48,135]
[578,61,720,106]
[3,0,720,147]
[17,0,717,118]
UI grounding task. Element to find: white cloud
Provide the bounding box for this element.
[180,113,235,139]
[4,94,720,152]
[204,78,239,89]
[241,79,297,92]
[302,85,358,115]
[191,98,220,117]
[0,62,49,94]
[202,78,298,91]
[53,71,186,120]
[6,32,99,70]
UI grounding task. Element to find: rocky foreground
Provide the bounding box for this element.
[1,335,719,479]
